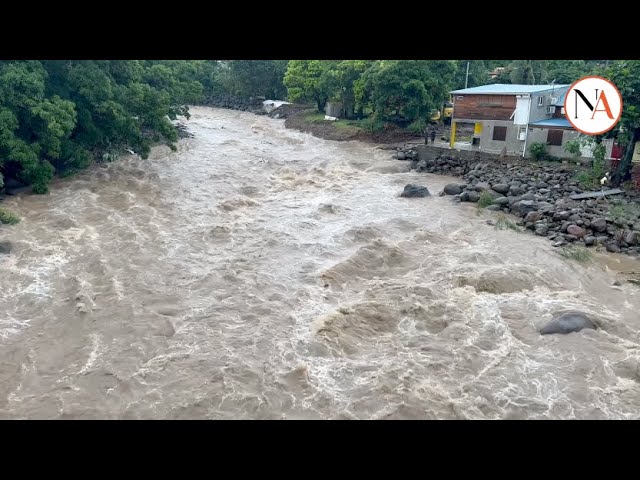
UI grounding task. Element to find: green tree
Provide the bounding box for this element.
[545,60,602,84]
[454,60,488,89]
[356,60,457,122]
[0,60,204,194]
[216,60,288,100]
[321,60,372,118]
[509,60,547,84]
[283,60,332,112]
[608,60,640,185]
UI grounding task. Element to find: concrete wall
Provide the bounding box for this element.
[415,143,592,165]
[527,127,580,158]
[529,93,552,122]
[478,120,523,156]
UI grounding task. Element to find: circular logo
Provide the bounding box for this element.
[564,76,623,135]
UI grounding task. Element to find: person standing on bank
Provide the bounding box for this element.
[424,126,429,145]
[430,128,436,144]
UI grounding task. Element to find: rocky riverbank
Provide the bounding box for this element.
[395,147,640,256]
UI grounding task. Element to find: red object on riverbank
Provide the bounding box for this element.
[632,165,640,189]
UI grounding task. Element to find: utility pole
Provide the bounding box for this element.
[465,61,470,89]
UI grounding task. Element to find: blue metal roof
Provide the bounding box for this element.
[451,84,570,95]
[529,117,573,128]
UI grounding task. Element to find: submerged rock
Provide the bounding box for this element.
[400,184,430,198]
[540,311,596,335]
[443,183,463,195]
[0,241,11,254]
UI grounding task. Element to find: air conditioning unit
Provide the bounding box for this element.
[550,97,559,104]
[546,105,555,114]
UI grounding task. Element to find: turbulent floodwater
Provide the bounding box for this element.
[2,106,640,419]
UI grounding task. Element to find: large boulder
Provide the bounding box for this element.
[540,311,596,335]
[443,183,463,195]
[400,184,431,198]
[567,225,587,238]
[524,211,542,224]
[606,242,621,253]
[491,183,510,195]
[625,231,640,246]
[591,218,608,232]
[511,200,539,217]
[467,191,480,203]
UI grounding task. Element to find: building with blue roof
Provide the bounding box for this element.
[449,83,580,158]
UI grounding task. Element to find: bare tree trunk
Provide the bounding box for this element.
[612,128,639,186]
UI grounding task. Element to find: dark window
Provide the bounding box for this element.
[547,129,563,146]
[493,126,507,141]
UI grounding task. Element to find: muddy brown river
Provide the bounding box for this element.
[2,106,640,419]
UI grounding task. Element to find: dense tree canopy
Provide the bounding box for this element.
[0,59,294,195]
[2,59,628,196]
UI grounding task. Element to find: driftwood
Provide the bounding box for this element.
[569,189,624,200]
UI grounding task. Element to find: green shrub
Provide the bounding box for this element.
[477,191,494,208]
[495,213,521,231]
[408,118,427,135]
[564,138,582,157]
[360,115,384,134]
[0,208,20,225]
[529,142,549,161]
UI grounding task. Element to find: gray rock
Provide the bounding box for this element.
[538,188,550,194]
[535,225,549,236]
[591,218,608,232]
[567,225,587,238]
[509,186,525,196]
[475,182,491,191]
[459,191,470,202]
[511,200,539,217]
[401,184,431,198]
[521,192,537,201]
[540,311,596,335]
[491,183,510,194]
[606,242,621,253]
[0,241,11,255]
[444,183,463,195]
[584,236,596,246]
[524,211,542,223]
[493,197,510,206]
[485,204,502,211]
[564,234,579,242]
[624,231,640,246]
[467,191,480,202]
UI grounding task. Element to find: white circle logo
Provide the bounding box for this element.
[564,76,623,135]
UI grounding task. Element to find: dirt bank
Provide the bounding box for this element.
[270,104,425,145]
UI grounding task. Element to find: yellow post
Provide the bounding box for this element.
[450,121,456,148]
[474,122,483,136]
